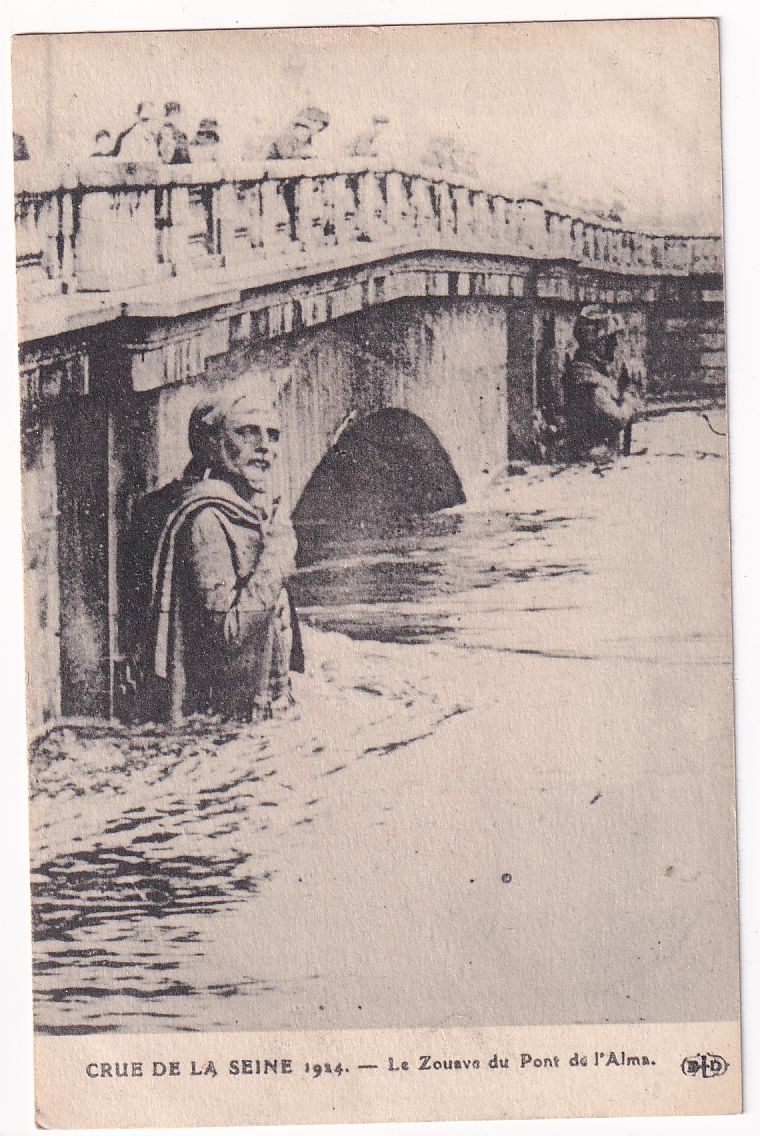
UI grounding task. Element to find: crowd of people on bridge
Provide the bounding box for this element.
[82,101,481,174]
[14,99,479,176]
[84,101,379,164]
[89,101,222,163]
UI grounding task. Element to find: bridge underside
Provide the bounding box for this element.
[293,408,466,531]
[19,251,724,727]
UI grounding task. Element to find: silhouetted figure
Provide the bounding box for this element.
[13,132,29,161]
[616,356,647,456]
[157,101,191,164]
[91,129,114,157]
[268,107,329,159]
[349,114,390,157]
[190,118,221,159]
[113,101,160,161]
[563,306,643,460]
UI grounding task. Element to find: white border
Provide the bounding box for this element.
[1,4,757,1135]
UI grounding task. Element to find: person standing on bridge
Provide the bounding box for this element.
[157,101,191,165]
[563,305,643,461]
[348,113,390,157]
[267,107,330,160]
[91,129,114,157]
[124,382,303,725]
[112,101,161,161]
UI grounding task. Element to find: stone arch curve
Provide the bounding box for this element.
[273,298,510,512]
[291,408,465,536]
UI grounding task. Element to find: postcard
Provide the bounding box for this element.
[13,18,740,1127]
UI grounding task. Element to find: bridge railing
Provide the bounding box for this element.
[14,157,724,308]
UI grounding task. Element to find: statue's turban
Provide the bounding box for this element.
[188,374,279,461]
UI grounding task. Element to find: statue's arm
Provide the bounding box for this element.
[590,379,633,424]
[184,509,295,647]
[185,509,240,614]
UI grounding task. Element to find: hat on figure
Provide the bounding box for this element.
[188,375,279,464]
[293,106,330,130]
[574,305,624,340]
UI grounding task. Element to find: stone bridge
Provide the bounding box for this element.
[15,156,724,725]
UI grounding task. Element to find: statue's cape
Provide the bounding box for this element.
[148,478,267,679]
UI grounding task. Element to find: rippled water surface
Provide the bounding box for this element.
[291,505,585,641]
[30,411,734,1034]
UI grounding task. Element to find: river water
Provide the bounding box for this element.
[29,410,737,1035]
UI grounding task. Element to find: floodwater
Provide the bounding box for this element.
[29,410,739,1035]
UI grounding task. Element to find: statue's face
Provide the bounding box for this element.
[576,323,619,363]
[217,406,281,498]
[575,322,598,352]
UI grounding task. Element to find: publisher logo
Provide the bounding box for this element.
[681,1054,729,1079]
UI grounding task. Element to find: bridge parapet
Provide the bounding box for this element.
[15,156,723,339]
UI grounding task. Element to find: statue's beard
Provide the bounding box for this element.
[579,339,616,368]
[242,457,272,489]
[209,459,274,502]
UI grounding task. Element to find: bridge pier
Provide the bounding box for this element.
[21,393,60,725]
[54,395,111,718]
[505,304,541,461]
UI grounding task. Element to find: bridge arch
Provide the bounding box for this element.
[271,297,511,512]
[292,408,465,540]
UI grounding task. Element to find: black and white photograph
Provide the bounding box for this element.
[10,18,741,1126]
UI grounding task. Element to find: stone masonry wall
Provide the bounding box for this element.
[144,297,511,512]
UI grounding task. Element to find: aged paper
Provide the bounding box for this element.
[12,19,739,1127]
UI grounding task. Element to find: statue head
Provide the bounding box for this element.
[188,378,281,502]
[574,305,624,363]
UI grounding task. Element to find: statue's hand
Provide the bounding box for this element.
[263,521,298,575]
[621,390,645,421]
